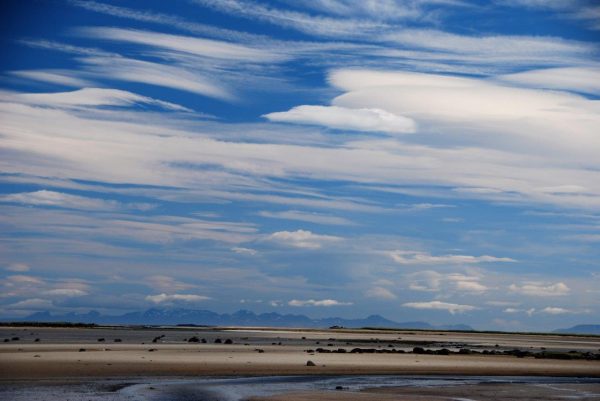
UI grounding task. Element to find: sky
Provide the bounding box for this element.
[0,0,599,332]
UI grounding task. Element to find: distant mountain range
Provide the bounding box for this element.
[12,308,474,331]
[554,324,600,335]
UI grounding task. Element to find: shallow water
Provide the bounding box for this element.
[2,375,600,401]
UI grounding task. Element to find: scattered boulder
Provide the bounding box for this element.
[306,360,316,366]
[413,347,425,354]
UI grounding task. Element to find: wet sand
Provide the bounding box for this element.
[249,382,600,401]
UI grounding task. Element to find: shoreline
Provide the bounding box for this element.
[2,375,599,401]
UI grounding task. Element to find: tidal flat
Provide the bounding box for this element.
[1,325,599,400]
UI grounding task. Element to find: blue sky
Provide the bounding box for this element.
[1,0,599,331]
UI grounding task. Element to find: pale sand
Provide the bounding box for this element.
[1,326,599,379]
[1,343,599,379]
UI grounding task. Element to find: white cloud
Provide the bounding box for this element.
[44,288,87,297]
[267,229,342,249]
[509,282,570,296]
[403,300,478,314]
[8,298,54,310]
[390,250,515,265]
[264,105,416,134]
[365,286,397,300]
[258,210,353,226]
[455,280,488,293]
[0,190,154,211]
[3,76,600,211]
[231,247,258,255]
[408,271,489,294]
[145,293,210,303]
[540,306,571,315]
[5,263,30,272]
[5,275,44,285]
[288,299,353,307]
[503,307,535,316]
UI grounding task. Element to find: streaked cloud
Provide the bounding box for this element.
[145,293,210,304]
[231,247,258,255]
[5,263,30,272]
[365,286,397,300]
[288,299,353,307]
[9,69,95,87]
[402,300,478,314]
[390,250,514,265]
[3,87,190,111]
[258,210,354,226]
[267,229,342,249]
[509,282,571,296]
[0,190,154,211]
[79,27,283,62]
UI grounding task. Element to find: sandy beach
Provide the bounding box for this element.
[1,325,599,379]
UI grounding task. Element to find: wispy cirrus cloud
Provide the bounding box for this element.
[77,27,284,62]
[9,69,95,87]
[0,190,154,211]
[192,0,390,38]
[2,87,190,111]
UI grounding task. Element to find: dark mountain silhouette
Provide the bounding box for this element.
[554,324,600,335]
[18,308,473,331]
